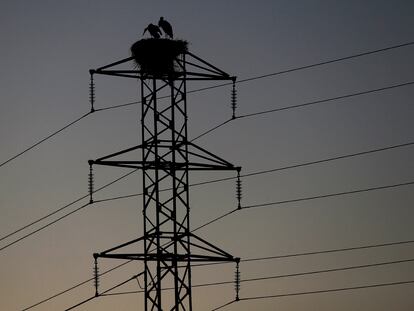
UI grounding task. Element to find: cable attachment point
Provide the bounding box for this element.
[88,160,94,204]
[231,78,237,119]
[93,254,99,297]
[135,275,144,289]
[236,169,242,209]
[89,71,95,113]
[234,259,240,301]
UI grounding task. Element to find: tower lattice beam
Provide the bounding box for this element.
[89,40,240,311]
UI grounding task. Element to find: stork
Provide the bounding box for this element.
[158,17,173,39]
[143,23,162,39]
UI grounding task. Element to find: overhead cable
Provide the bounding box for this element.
[0,112,91,170]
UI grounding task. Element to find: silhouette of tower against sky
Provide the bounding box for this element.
[88,37,240,310]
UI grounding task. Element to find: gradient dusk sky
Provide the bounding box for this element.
[1,1,414,310]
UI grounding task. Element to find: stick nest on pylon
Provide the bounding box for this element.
[131,39,188,76]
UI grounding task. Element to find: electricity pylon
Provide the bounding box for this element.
[88,39,240,310]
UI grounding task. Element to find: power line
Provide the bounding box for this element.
[8,39,414,309]
[89,79,414,209]
[236,80,414,119]
[186,181,414,268]
[190,259,414,290]
[211,300,235,311]
[59,211,243,311]
[241,141,414,179]
[93,139,414,204]
[242,180,414,210]
[241,239,414,263]
[103,280,414,309]
[62,178,414,306]
[0,202,90,253]
[235,41,414,84]
[22,261,131,311]
[0,112,91,170]
[3,77,414,244]
[1,40,411,185]
[85,180,414,250]
[3,81,414,246]
[189,79,414,142]
[63,296,95,311]
[191,118,233,142]
[88,258,414,297]
[0,196,86,243]
[8,139,408,253]
[19,198,235,308]
[192,208,239,232]
[187,140,414,190]
[238,280,414,303]
[21,217,414,310]
[64,272,144,311]
[95,180,414,233]
[96,40,414,112]
[0,169,138,252]
[7,77,414,307]
[2,44,411,176]
[181,238,414,270]
[3,137,413,254]
[241,258,414,284]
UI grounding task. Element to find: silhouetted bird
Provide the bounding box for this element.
[158,17,173,39]
[143,23,162,39]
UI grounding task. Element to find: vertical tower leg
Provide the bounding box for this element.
[141,74,192,310]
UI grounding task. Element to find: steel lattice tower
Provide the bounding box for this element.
[89,39,240,310]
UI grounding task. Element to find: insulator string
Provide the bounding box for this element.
[93,255,99,297]
[235,259,240,301]
[231,78,237,119]
[236,169,242,209]
[88,161,94,204]
[89,72,95,113]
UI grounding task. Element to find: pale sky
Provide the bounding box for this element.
[1,1,414,310]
